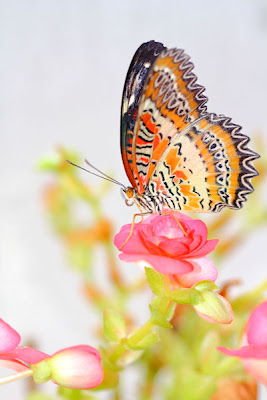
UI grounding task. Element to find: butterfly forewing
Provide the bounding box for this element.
[120,40,166,189]
[131,46,209,194]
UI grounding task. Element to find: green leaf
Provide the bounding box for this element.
[145,267,164,295]
[168,288,201,305]
[149,300,172,329]
[194,280,219,292]
[103,309,126,342]
[127,332,160,350]
[37,152,62,171]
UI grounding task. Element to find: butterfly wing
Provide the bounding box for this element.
[121,41,259,212]
[148,113,259,212]
[130,46,208,194]
[120,40,166,189]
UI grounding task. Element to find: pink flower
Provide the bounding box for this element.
[114,212,218,287]
[0,318,48,372]
[218,301,267,384]
[0,318,104,389]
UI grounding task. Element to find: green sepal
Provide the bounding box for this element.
[194,280,219,292]
[168,288,202,305]
[126,332,160,350]
[145,267,164,296]
[149,298,172,329]
[103,309,126,342]
[31,360,51,384]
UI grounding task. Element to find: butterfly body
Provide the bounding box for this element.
[121,41,259,214]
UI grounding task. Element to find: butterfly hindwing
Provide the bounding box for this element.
[148,113,259,212]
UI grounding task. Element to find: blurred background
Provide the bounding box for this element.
[1,0,267,398]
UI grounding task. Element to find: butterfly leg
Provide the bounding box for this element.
[160,211,188,237]
[119,212,152,250]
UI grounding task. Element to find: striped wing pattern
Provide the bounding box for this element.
[120,41,166,189]
[121,41,259,212]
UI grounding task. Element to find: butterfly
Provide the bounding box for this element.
[120,40,259,214]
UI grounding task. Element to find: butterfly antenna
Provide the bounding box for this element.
[66,160,126,189]
[84,159,125,187]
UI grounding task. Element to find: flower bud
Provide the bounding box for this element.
[194,291,234,324]
[47,345,103,389]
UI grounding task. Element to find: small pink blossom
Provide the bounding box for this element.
[218,301,267,384]
[0,318,48,372]
[0,318,104,389]
[115,212,218,287]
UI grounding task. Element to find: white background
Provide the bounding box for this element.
[0,0,267,398]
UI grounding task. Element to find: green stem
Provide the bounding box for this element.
[127,319,155,347]
[108,296,172,365]
[109,342,126,364]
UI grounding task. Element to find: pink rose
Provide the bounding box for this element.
[114,212,218,287]
[218,301,267,385]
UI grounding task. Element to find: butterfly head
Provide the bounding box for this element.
[121,187,136,207]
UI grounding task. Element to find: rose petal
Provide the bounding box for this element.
[187,239,219,258]
[247,301,267,346]
[183,234,203,253]
[0,319,21,352]
[154,238,189,257]
[143,211,192,226]
[187,219,208,241]
[118,253,193,275]
[175,257,218,288]
[114,225,149,254]
[151,215,185,239]
[218,345,267,359]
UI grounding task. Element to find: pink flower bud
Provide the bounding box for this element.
[48,345,104,389]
